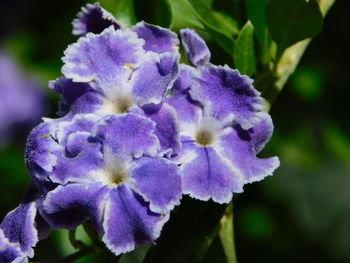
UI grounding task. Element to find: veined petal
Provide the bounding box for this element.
[180,29,211,67]
[128,156,182,214]
[73,3,121,35]
[131,52,179,106]
[102,186,169,256]
[132,21,179,53]
[62,26,145,94]
[190,64,265,129]
[181,141,243,204]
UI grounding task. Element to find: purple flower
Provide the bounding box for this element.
[72,3,121,36]
[25,113,182,255]
[165,30,279,203]
[60,20,179,116]
[2,3,280,260]
[0,52,46,146]
[0,183,51,262]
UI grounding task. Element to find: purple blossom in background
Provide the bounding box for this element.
[0,52,46,147]
[0,3,279,260]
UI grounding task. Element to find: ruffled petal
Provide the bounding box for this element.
[42,183,108,232]
[216,122,280,184]
[50,135,103,184]
[62,27,145,94]
[132,21,179,53]
[249,113,275,154]
[130,52,179,106]
[180,29,211,67]
[0,202,38,257]
[72,3,121,35]
[166,65,202,130]
[190,64,265,129]
[0,230,27,263]
[25,121,61,182]
[102,186,169,256]
[92,114,160,158]
[49,77,102,117]
[181,141,244,204]
[142,103,181,157]
[128,156,182,214]
[55,114,97,146]
[26,115,101,184]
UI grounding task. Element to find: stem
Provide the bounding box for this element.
[83,222,105,250]
[68,229,86,250]
[111,255,122,263]
[57,245,95,263]
[219,203,237,263]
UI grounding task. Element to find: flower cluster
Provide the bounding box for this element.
[0,3,279,262]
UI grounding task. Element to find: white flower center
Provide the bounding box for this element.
[104,95,134,114]
[104,166,129,187]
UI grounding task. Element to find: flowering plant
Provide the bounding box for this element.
[0,1,334,262]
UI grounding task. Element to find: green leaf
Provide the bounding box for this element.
[187,0,237,54]
[234,21,256,76]
[167,0,203,31]
[266,0,323,60]
[246,0,272,65]
[188,0,239,36]
[100,0,136,27]
[143,197,226,263]
[154,0,173,27]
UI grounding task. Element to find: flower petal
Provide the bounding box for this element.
[131,52,179,106]
[49,77,102,117]
[42,183,108,232]
[102,186,169,256]
[142,103,181,157]
[181,141,243,204]
[72,3,121,35]
[62,27,145,94]
[249,113,275,154]
[0,230,27,263]
[92,113,160,158]
[216,122,280,184]
[166,65,202,130]
[190,64,265,129]
[25,122,61,182]
[0,202,37,257]
[180,29,210,67]
[129,156,182,214]
[49,136,103,184]
[132,21,179,53]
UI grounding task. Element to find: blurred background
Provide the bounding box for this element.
[0,0,348,262]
